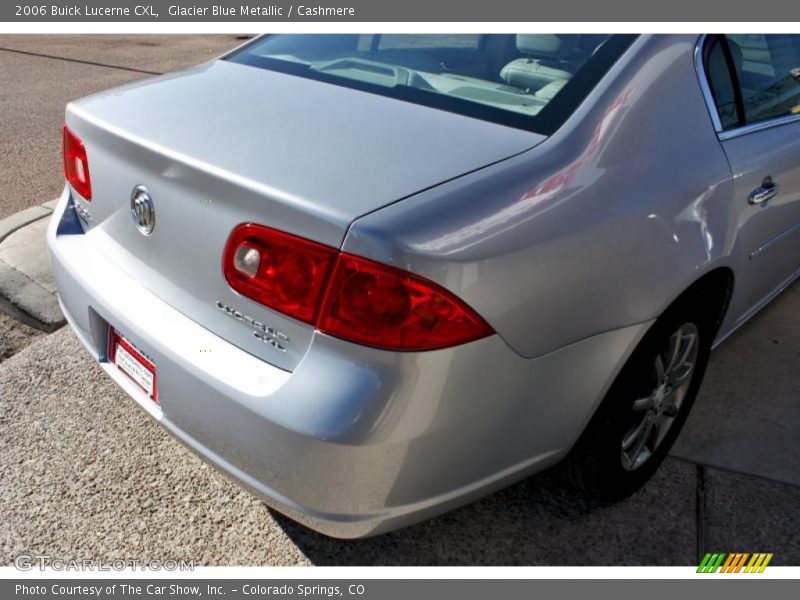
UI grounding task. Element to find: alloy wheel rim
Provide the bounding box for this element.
[621,322,700,472]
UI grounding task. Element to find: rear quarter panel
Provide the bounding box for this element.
[344,34,738,358]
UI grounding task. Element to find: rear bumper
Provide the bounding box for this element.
[47,187,651,538]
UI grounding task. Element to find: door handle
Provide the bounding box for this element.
[749,176,779,205]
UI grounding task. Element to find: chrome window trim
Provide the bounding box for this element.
[718,114,800,141]
[694,33,800,142]
[695,34,724,133]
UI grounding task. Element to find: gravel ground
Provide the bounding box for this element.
[0,328,309,566]
[0,313,43,363]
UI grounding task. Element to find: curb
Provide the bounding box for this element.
[0,204,53,244]
[0,199,64,332]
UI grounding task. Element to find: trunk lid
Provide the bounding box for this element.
[66,60,543,371]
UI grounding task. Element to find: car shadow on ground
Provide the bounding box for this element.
[269,459,699,566]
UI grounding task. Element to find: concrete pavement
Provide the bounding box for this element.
[0,199,62,331]
[672,282,800,487]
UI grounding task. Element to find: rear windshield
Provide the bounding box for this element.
[227,34,637,135]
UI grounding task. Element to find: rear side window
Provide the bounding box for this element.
[227,34,637,135]
[705,34,800,130]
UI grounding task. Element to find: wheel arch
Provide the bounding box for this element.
[660,266,735,339]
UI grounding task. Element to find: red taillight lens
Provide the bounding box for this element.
[318,254,494,351]
[223,225,494,351]
[62,125,92,200]
[222,224,338,324]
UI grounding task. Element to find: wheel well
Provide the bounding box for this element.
[667,267,734,336]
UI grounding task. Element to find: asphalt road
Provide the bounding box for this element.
[0,35,246,220]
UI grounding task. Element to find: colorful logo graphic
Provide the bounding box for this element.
[697,552,773,573]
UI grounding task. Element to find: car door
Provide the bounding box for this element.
[702,34,800,327]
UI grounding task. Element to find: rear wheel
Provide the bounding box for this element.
[564,297,715,500]
[620,322,699,471]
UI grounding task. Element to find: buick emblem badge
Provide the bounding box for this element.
[130,185,155,235]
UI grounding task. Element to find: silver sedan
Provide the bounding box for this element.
[49,34,800,537]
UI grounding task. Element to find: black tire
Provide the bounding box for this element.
[563,291,718,501]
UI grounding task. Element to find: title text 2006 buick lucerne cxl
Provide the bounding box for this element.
[49,34,800,537]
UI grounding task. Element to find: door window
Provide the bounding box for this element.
[705,34,800,130]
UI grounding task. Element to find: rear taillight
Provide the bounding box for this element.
[318,253,494,351]
[62,125,92,200]
[223,224,338,324]
[223,224,494,351]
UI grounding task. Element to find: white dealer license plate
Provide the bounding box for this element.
[109,328,157,403]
